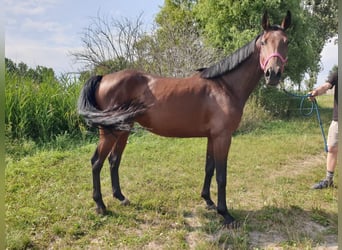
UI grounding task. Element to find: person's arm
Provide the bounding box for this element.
[309,82,333,100]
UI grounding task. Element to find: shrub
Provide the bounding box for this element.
[254,86,304,118]
[238,86,306,133]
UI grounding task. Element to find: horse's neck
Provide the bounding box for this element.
[222,52,263,105]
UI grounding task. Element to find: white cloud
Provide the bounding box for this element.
[5,0,65,39]
[22,18,62,32]
[5,0,57,16]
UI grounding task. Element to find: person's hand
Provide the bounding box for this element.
[308,90,317,102]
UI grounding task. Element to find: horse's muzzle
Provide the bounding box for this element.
[265,67,281,86]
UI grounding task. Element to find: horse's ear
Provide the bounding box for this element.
[262,11,270,30]
[281,10,291,31]
[261,10,270,30]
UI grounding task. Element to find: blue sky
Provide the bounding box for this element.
[5,0,164,73]
[5,0,337,86]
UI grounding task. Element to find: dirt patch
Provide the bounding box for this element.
[249,231,285,249]
[249,220,338,249]
[184,208,203,249]
[271,153,326,180]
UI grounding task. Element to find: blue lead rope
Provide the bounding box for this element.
[283,89,328,153]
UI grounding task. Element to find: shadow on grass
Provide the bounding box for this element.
[96,200,337,248]
[194,205,337,248]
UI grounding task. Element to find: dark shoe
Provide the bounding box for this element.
[312,179,334,189]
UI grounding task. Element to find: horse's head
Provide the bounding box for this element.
[259,11,291,86]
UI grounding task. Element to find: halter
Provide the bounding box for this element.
[260,52,287,72]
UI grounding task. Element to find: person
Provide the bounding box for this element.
[309,67,338,189]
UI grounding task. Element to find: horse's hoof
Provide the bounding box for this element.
[96,206,107,215]
[206,204,217,210]
[120,198,130,206]
[223,220,240,229]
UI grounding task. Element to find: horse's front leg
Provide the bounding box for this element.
[201,138,216,209]
[213,135,237,227]
[108,132,130,206]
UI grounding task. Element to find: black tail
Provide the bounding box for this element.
[77,75,147,131]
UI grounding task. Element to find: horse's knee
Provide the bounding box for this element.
[108,153,118,166]
[92,152,104,173]
[91,149,99,164]
[92,162,103,174]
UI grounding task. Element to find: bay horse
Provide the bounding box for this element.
[78,10,291,227]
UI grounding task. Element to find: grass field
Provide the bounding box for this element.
[6,95,337,249]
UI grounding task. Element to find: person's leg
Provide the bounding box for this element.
[327,145,338,173]
[312,121,338,189]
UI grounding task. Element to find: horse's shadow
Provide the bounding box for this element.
[194,205,337,248]
[101,202,337,248]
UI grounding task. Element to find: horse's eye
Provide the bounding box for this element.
[283,38,290,45]
[261,41,266,46]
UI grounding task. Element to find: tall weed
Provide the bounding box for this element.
[5,72,86,143]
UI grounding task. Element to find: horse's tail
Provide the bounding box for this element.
[77,75,147,131]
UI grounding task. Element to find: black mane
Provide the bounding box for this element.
[199,34,261,79]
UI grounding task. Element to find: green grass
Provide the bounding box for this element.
[5,95,337,249]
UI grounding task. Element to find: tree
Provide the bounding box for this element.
[134,0,220,77]
[17,62,28,76]
[192,0,337,86]
[5,58,57,84]
[5,58,17,74]
[71,12,145,75]
[72,3,218,78]
[302,0,338,41]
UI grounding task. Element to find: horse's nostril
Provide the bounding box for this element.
[265,68,271,77]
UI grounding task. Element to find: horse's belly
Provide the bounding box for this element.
[136,109,210,138]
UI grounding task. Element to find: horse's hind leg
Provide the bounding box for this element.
[108,131,130,206]
[91,130,116,215]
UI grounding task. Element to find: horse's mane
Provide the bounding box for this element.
[199,34,261,79]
